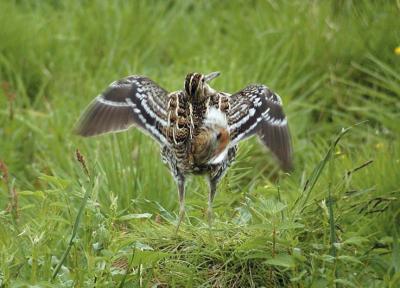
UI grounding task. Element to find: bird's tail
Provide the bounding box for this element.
[204,107,228,130]
[205,107,230,164]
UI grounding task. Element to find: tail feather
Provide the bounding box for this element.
[204,107,228,129]
[204,107,230,164]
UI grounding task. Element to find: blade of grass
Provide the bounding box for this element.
[118,247,136,288]
[327,163,338,285]
[51,149,92,281]
[293,127,349,213]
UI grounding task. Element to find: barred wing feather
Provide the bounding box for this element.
[75,76,169,145]
[228,85,293,171]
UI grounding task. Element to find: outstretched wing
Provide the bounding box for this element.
[228,84,293,171]
[75,76,169,145]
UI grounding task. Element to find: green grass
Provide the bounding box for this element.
[0,0,400,287]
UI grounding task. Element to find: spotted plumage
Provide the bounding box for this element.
[75,72,292,229]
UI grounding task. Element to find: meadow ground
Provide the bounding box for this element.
[0,1,399,287]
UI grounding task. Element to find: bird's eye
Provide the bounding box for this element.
[216,132,222,140]
[202,78,205,83]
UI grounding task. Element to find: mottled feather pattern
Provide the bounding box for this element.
[227,84,292,171]
[165,91,193,170]
[75,76,169,144]
[75,72,292,229]
[76,75,292,171]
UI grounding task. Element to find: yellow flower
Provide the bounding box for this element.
[395,46,400,55]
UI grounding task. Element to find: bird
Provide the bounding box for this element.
[75,72,293,230]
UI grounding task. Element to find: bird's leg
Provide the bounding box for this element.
[175,176,186,233]
[207,177,218,227]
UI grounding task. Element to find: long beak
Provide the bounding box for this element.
[204,71,220,82]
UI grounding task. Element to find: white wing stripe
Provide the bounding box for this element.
[231,116,263,145]
[261,108,270,118]
[130,78,167,115]
[228,107,256,132]
[125,98,167,143]
[269,118,287,126]
[147,93,167,114]
[140,98,168,126]
[97,96,131,107]
[97,95,168,127]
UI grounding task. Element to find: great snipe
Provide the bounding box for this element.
[75,72,292,229]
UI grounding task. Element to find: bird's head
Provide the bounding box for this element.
[184,72,220,102]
